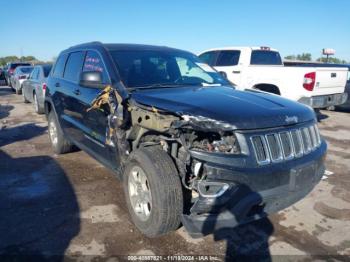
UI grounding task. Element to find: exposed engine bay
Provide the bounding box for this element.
[88,85,241,193]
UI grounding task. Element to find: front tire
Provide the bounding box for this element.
[123,147,183,237]
[48,111,74,154]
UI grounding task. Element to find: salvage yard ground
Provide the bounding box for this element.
[0,85,349,260]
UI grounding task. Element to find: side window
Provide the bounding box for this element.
[37,67,43,80]
[83,51,109,83]
[31,68,38,79]
[63,51,85,82]
[52,54,68,78]
[216,51,241,66]
[29,68,36,79]
[198,51,218,66]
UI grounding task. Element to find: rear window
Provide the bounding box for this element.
[43,65,52,77]
[63,52,85,82]
[52,54,68,78]
[250,50,282,65]
[19,67,33,74]
[216,51,241,66]
[10,63,31,69]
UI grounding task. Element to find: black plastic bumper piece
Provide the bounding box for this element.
[182,148,326,238]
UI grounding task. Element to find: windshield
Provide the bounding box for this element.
[110,50,230,89]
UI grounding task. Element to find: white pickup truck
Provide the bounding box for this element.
[198,47,348,108]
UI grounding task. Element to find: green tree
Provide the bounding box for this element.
[285,53,312,61]
[316,57,348,64]
[0,55,38,66]
[296,53,312,61]
[284,55,296,60]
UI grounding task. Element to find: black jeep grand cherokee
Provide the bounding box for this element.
[45,42,327,238]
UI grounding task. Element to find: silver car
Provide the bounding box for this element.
[11,66,34,94]
[22,64,52,114]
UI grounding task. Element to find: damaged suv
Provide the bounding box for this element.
[45,42,327,238]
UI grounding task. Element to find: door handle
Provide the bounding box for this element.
[73,89,81,95]
[55,82,60,87]
[232,71,241,74]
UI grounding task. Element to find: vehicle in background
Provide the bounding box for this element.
[283,61,350,111]
[0,66,5,81]
[1,65,8,83]
[45,42,326,238]
[198,47,348,109]
[5,62,31,87]
[22,64,52,114]
[11,66,34,94]
[335,65,350,110]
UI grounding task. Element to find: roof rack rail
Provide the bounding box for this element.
[67,41,103,50]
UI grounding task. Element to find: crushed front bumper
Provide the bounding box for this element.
[181,141,327,238]
[298,93,348,108]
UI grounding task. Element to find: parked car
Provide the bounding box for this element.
[336,65,350,110]
[5,62,31,87]
[0,67,4,79]
[198,47,348,109]
[45,42,327,238]
[11,66,34,94]
[22,64,52,114]
[1,65,8,83]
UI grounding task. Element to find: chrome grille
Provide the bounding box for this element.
[251,124,321,165]
[251,136,270,164]
[279,131,293,160]
[290,130,303,157]
[266,134,283,162]
[301,127,312,154]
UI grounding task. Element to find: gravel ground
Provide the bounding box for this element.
[0,85,349,261]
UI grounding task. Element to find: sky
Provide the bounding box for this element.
[0,0,349,62]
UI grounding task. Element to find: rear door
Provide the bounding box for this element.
[23,68,36,101]
[31,67,41,101]
[59,51,86,144]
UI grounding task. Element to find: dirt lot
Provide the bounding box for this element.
[0,85,349,261]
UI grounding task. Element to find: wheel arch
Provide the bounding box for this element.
[253,83,281,95]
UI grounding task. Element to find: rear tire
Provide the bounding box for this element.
[15,86,22,95]
[123,147,183,237]
[48,111,74,154]
[33,93,44,114]
[22,90,29,103]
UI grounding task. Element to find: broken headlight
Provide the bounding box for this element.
[211,135,240,153]
[192,132,241,154]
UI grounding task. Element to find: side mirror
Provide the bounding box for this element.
[219,71,227,79]
[79,71,104,88]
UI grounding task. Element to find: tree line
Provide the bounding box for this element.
[284,53,348,64]
[0,56,49,66]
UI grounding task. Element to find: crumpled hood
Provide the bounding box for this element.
[130,86,316,130]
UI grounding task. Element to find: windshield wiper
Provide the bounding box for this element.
[128,83,201,90]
